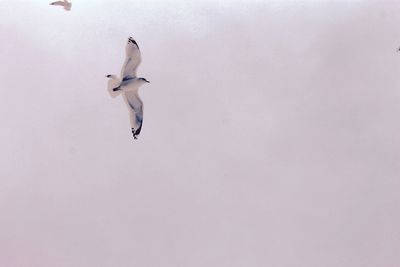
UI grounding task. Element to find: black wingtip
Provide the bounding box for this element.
[128,37,139,48]
[132,128,139,139]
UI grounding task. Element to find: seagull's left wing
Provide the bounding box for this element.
[123,90,144,139]
[120,37,142,81]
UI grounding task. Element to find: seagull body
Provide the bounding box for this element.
[106,37,150,139]
[50,0,72,11]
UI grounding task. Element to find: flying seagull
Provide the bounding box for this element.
[50,0,72,11]
[106,37,150,139]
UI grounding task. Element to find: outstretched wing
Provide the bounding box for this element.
[120,37,142,80]
[120,37,142,81]
[123,90,143,139]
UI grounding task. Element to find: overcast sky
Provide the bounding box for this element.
[1,0,400,266]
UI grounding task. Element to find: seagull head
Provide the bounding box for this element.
[139,77,150,83]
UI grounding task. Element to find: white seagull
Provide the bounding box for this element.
[49,0,72,11]
[106,37,150,139]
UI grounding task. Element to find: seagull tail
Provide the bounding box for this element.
[107,77,122,98]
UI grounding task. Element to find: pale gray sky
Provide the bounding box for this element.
[1,1,400,266]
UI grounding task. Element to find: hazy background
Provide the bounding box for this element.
[1,0,400,266]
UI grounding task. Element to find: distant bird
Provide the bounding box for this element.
[106,37,150,139]
[49,0,72,11]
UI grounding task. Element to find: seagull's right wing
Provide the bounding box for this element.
[120,37,142,81]
[123,90,144,139]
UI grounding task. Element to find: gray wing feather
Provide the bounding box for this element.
[123,91,143,136]
[120,39,142,81]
